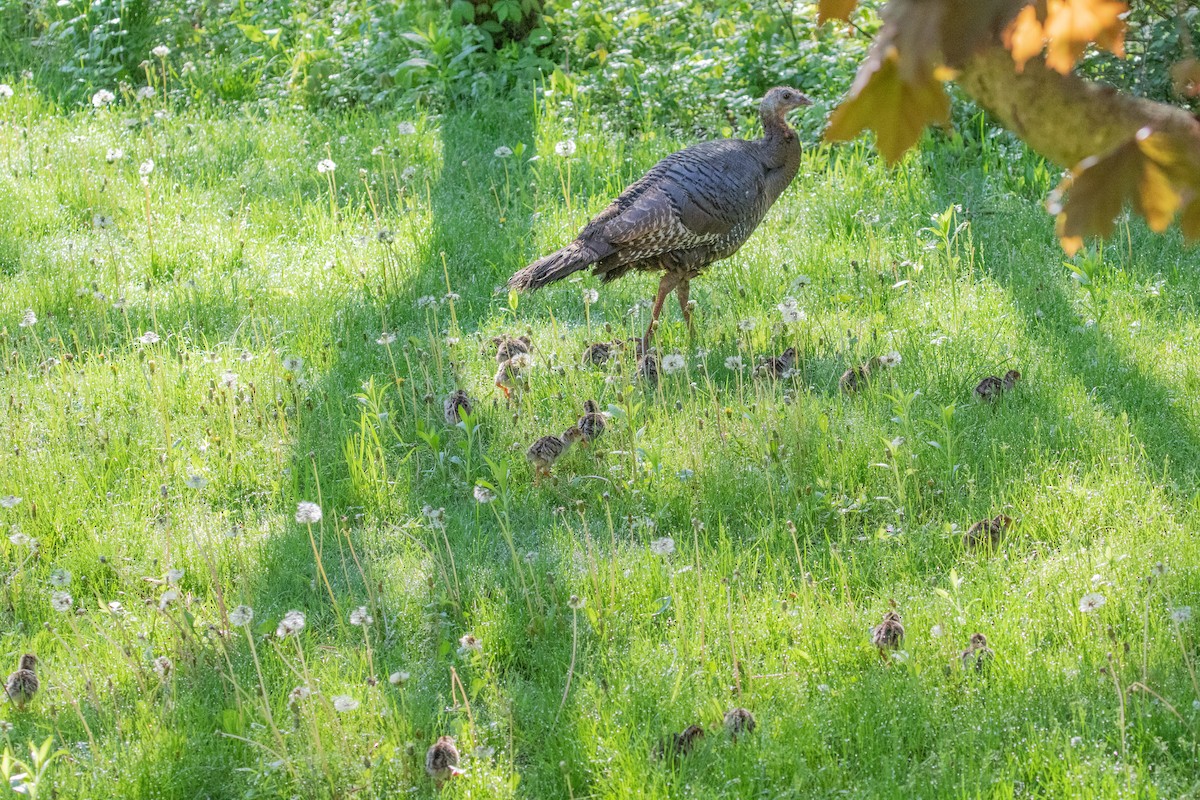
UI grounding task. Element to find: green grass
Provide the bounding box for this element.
[1,81,1200,799]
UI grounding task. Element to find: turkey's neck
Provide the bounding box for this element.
[759,109,802,200]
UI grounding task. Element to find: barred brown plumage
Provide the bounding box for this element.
[509,87,813,350]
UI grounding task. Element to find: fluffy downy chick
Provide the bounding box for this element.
[4,654,38,711]
[443,389,473,425]
[526,427,585,482]
[871,610,905,658]
[577,400,607,444]
[425,736,464,788]
[754,347,797,379]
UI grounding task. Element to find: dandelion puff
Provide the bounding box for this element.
[376,332,397,345]
[139,159,154,177]
[91,89,115,107]
[0,84,12,99]
[295,501,322,525]
[282,356,303,372]
[8,532,30,547]
[276,610,307,637]
[1151,561,1168,576]
[776,298,805,324]
[389,671,410,686]
[568,594,585,610]
[288,685,312,705]
[725,355,744,371]
[473,485,495,504]
[582,288,599,304]
[650,537,675,557]
[107,601,125,615]
[105,147,124,163]
[49,569,72,588]
[397,122,417,135]
[151,45,170,58]
[0,495,21,508]
[1172,606,1192,624]
[333,695,359,712]
[18,310,36,328]
[880,351,902,368]
[158,588,179,611]
[136,85,156,101]
[493,145,513,158]
[793,274,812,288]
[1070,736,1083,747]
[349,606,373,626]
[167,568,184,584]
[401,166,417,181]
[930,624,944,638]
[737,318,756,332]
[555,140,577,157]
[138,331,160,345]
[229,605,254,627]
[317,158,337,174]
[1078,593,1106,613]
[185,473,207,490]
[458,633,482,655]
[51,591,73,612]
[153,655,173,679]
[661,354,685,374]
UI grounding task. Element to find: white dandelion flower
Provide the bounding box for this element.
[458,633,482,655]
[777,298,805,324]
[1171,606,1192,624]
[661,353,685,374]
[139,159,154,177]
[105,147,124,163]
[0,496,21,508]
[282,356,303,372]
[737,318,756,332]
[181,61,196,74]
[555,140,577,157]
[582,288,599,305]
[229,605,254,627]
[389,670,410,686]
[333,695,359,712]
[376,332,397,345]
[349,606,373,626]
[49,569,72,588]
[793,274,812,288]
[151,45,170,58]
[295,501,322,525]
[880,351,902,368]
[276,610,306,637]
[288,685,312,705]
[473,485,495,504]
[317,158,336,174]
[219,370,238,389]
[19,310,36,327]
[1070,736,1083,747]
[51,591,73,612]
[416,295,437,309]
[1151,562,1168,576]
[1078,593,1106,613]
[93,213,114,228]
[107,601,125,615]
[397,122,417,135]
[568,594,585,610]
[91,89,115,107]
[138,331,160,345]
[401,166,417,181]
[649,537,675,557]
[724,356,744,371]
[8,532,30,547]
[136,85,155,101]
[493,145,513,158]
[0,84,12,99]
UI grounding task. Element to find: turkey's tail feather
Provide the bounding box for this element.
[509,241,602,291]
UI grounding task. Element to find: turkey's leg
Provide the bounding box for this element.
[676,280,693,332]
[642,272,681,351]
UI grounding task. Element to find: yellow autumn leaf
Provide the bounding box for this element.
[1004,4,1045,72]
[818,0,859,24]
[1043,0,1127,74]
[825,48,950,165]
[1171,58,1200,98]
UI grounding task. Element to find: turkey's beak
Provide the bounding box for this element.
[796,93,814,108]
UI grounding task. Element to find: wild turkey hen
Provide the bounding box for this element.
[509,87,812,348]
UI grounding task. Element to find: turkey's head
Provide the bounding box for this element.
[761,86,813,124]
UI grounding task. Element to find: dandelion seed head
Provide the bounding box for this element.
[1172,606,1192,624]
[582,288,599,304]
[737,318,756,332]
[555,140,577,157]
[18,310,36,328]
[493,145,513,158]
[158,588,179,611]
[458,633,482,655]
[389,671,410,686]
[649,537,675,557]
[136,85,156,101]
[332,695,360,712]
[0,496,21,509]
[661,354,686,374]
[276,610,307,637]
[376,332,397,345]
[0,85,12,99]
[229,605,254,626]
[91,89,115,107]
[105,147,124,163]
[151,45,170,58]
[51,591,73,612]
[1078,592,1106,613]
[725,356,744,371]
[568,594,585,610]
[349,606,373,626]
[397,122,417,135]
[49,569,72,587]
[880,351,902,367]
[139,159,154,177]
[317,158,337,174]
[282,357,303,372]
[153,655,173,679]
[185,474,207,490]
[295,501,322,525]
[138,331,160,345]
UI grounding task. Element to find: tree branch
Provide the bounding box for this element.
[956,45,1200,169]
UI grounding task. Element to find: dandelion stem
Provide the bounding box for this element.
[555,608,579,723]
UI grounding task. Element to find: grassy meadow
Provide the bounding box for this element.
[1,77,1200,799]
